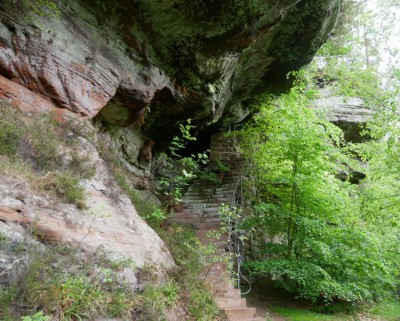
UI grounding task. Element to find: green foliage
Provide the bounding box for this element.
[22,311,50,321]
[143,208,167,227]
[370,302,400,321]
[188,287,220,321]
[267,301,400,321]
[95,249,136,272]
[268,305,352,321]
[237,72,398,304]
[0,244,139,320]
[52,172,86,209]
[169,119,197,157]
[157,119,210,205]
[306,5,400,305]
[0,121,21,156]
[196,170,219,183]
[4,0,60,18]
[143,281,179,313]
[155,225,224,321]
[216,159,230,173]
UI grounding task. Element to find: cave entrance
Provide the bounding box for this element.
[177,130,213,159]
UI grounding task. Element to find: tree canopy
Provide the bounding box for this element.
[237,0,400,305]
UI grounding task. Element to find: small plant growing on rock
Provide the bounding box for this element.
[156,119,210,206]
[0,243,140,320]
[22,311,49,321]
[143,208,167,228]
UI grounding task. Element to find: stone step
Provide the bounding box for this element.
[185,188,217,194]
[173,217,222,225]
[171,213,200,220]
[176,147,262,320]
[205,271,231,280]
[206,269,231,279]
[188,177,238,186]
[214,287,241,298]
[215,185,237,191]
[184,190,235,198]
[197,229,225,237]
[180,209,221,216]
[210,151,241,157]
[224,307,258,320]
[195,222,222,230]
[215,297,246,309]
[209,280,237,292]
[195,229,218,237]
[183,187,235,195]
[187,202,226,209]
[205,207,224,213]
[199,207,223,214]
[209,262,228,270]
[180,206,222,214]
[190,215,222,222]
[211,195,235,201]
[183,196,216,202]
[210,139,234,150]
[197,232,227,244]
[179,212,220,220]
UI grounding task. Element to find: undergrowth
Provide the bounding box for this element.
[0,107,227,320]
[0,224,226,320]
[150,224,226,321]
[0,102,95,208]
[0,240,140,321]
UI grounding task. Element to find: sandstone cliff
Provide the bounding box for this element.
[0,0,341,303]
[0,0,340,131]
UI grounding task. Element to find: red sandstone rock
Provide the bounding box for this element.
[0,75,76,122]
[0,11,171,122]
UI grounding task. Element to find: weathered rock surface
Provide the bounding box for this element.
[0,218,33,286]
[0,0,340,138]
[311,87,373,142]
[0,75,76,122]
[0,0,341,293]
[0,137,173,268]
[311,88,373,123]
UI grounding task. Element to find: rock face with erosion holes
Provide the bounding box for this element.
[0,0,341,134]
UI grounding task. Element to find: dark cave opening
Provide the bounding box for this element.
[177,130,213,159]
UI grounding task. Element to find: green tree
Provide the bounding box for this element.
[239,74,398,304]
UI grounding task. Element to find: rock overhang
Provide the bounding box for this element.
[0,0,341,141]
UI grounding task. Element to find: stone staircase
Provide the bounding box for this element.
[171,134,264,321]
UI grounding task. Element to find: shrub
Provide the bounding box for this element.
[22,311,49,321]
[143,208,167,228]
[143,281,179,313]
[156,225,224,321]
[53,172,86,208]
[188,286,221,321]
[0,244,139,320]
[0,105,24,157]
[0,122,21,156]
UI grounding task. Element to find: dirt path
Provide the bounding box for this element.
[245,291,287,321]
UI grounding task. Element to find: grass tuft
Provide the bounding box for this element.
[0,102,94,207]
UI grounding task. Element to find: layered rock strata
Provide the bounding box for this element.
[0,0,341,136]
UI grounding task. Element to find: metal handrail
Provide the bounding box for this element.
[227,175,252,295]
